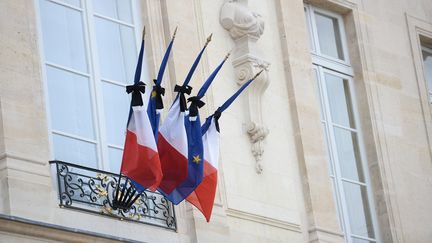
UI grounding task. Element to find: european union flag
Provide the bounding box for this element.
[164,51,229,204]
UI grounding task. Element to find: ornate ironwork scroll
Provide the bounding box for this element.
[50,160,176,231]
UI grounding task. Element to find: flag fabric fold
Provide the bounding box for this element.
[157,97,189,194]
[164,55,229,204]
[186,116,219,221]
[157,36,212,195]
[120,29,162,192]
[147,28,177,140]
[186,75,257,221]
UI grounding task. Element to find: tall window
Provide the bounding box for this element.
[421,44,432,103]
[37,0,141,172]
[305,5,380,243]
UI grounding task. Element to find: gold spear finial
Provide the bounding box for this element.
[224,51,231,61]
[141,26,146,40]
[172,26,178,40]
[204,33,213,47]
[252,69,264,80]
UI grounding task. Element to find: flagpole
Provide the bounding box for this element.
[205,33,212,47]
[172,26,178,40]
[114,26,148,211]
[252,69,264,80]
[142,26,145,40]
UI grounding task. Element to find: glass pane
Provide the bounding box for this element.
[102,82,130,146]
[52,134,98,168]
[330,177,344,231]
[39,0,88,72]
[92,0,133,23]
[108,147,123,173]
[352,237,373,243]
[315,12,344,60]
[333,127,364,182]
[324,72,355,128]
[59,0,81,7]
[422,49,432,102]
[46,66,95,139]
[343,182,375,239]
[94,17,136,83]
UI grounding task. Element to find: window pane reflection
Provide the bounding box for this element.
[315,12,344,60]
[102,82,130,146]
[59,0,81,7]
[325,73,355,128]
[343,182,375,238]
[94,17,136,83]
[53,134,98,168]
[46,66,95,139]
[108,147,123,173]
[422,49,432,102]
[92,0,133,23]
[39,0,88,72]
[352,237,372,243]
[333,127,364,182]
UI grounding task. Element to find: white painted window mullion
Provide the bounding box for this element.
[317,65,354,243]
[46,0,83,11]
[83,0,110,172]
[45,62,91,78]
[101,78,127,88]
[52,130,98,144]
[346,75,382,242]
[93,13,135,28]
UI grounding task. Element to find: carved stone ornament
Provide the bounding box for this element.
[220,0,270,174]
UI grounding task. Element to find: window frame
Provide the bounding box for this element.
[406,14,432,162]
[421,45,432,103]
[35,0,143,172]
[306,4,380,243]
[305,5,353,76]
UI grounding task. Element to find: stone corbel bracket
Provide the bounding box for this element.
[220,0,270,174]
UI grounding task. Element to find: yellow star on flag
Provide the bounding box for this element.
[193,155,201,164]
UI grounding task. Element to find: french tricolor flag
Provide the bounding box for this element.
[121,103,162,192]
[120,28,162,192]
[186,71,262,221]
[164,53,230,204]
[157,34,212,194]
[157,96,190,194]
[147,27,177,140]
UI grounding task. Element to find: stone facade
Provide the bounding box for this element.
[0,0,432,242]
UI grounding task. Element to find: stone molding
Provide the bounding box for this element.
[225,208,302,233]
[0,214,125,243]
[220,0,270,173]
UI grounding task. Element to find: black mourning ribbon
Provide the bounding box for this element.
[213,110,222,132]
[152,79,165,110]
[174,84,192,112]
[126,81,146,106]
[187,96,205,118]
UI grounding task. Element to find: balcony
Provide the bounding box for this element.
[49,160,176,231]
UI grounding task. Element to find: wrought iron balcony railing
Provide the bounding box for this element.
[50,160,176,231]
